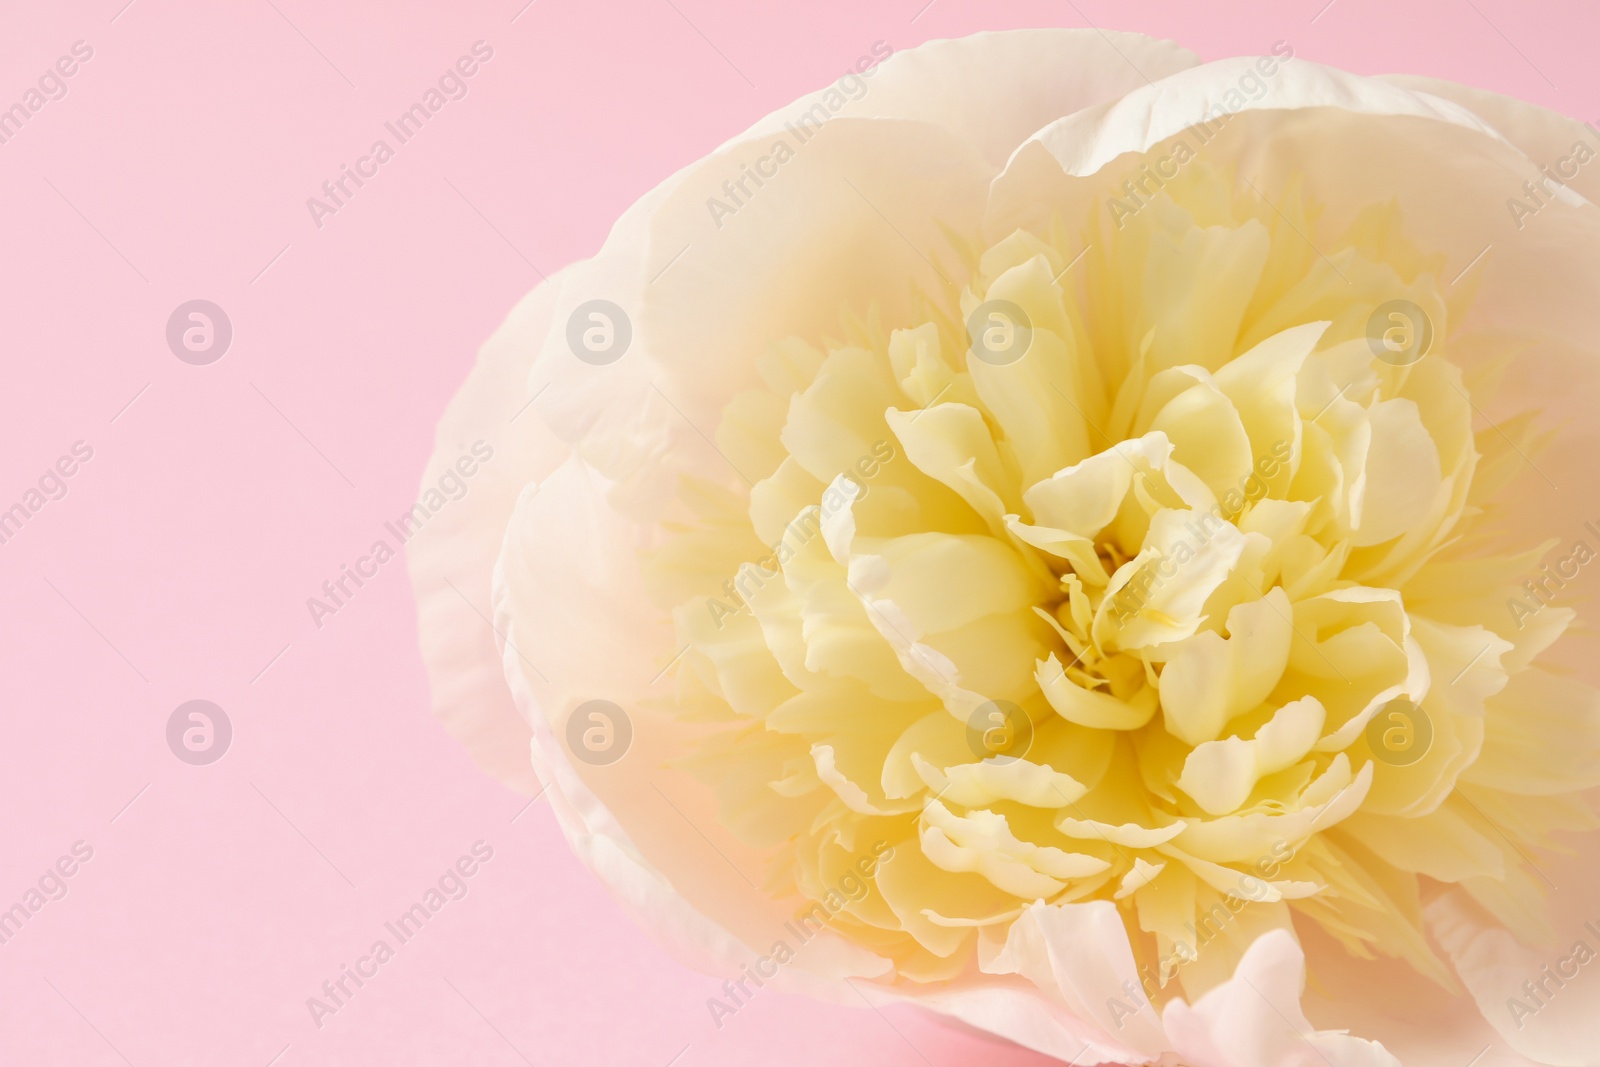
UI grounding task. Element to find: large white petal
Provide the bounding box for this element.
[406,269,575,794]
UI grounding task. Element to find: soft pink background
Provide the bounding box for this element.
[1,1,1593,1064]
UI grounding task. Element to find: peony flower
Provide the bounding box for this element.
[409,29,1600,1067]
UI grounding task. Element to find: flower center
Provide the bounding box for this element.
[643,160,1586,1001]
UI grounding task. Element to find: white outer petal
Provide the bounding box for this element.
[732,29,1200,168]
[1163,929,1402,1067]
[406,268,576,795]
